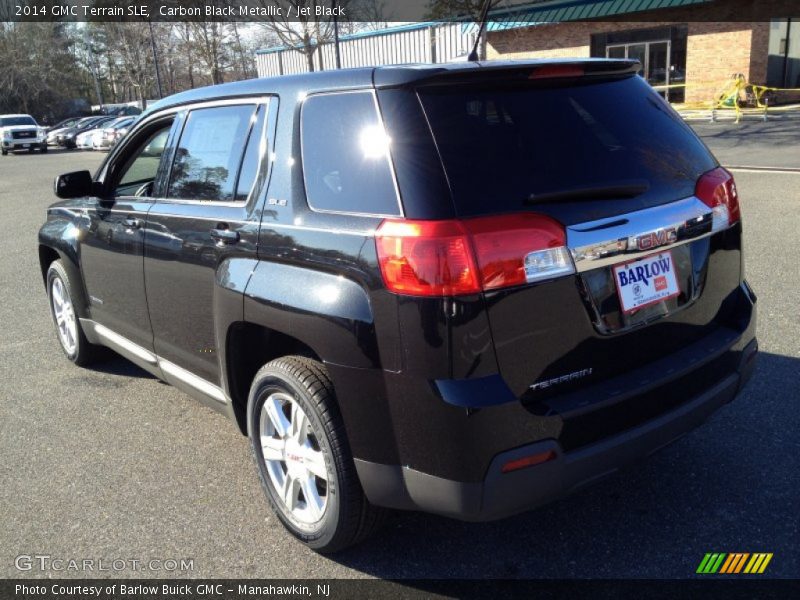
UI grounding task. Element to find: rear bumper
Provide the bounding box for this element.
[355,333,758,521]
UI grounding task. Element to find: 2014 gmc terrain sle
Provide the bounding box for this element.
[38,59,757,552]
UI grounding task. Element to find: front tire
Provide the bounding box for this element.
[247,356,385,553]
[46,260,101,366]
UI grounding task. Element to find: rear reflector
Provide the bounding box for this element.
[695,167,740,232]
[375,213,575,296]
[501,450,557,474]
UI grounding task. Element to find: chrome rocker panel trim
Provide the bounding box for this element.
[81,319,229,408]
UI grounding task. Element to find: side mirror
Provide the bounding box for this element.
[54,170,94,199]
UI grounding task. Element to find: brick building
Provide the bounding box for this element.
[255,1,799,105]
[485,1,798,104]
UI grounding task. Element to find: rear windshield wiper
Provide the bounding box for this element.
[524,181,649,204]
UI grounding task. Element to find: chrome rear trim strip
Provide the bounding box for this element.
[567,196,713,273]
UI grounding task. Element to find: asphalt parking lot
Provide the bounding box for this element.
[1,120,798,580]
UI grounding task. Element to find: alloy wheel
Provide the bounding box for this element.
[51,276,77,355]
[259,392,329,524]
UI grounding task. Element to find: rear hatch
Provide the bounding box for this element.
[406,65,745,407]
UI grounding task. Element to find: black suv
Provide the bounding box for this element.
[38,60,757,553]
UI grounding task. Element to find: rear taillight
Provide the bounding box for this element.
[696,167,740,232]
[374,220,480,296]
[375,213,575,297]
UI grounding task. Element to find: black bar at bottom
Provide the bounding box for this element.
[2,579,799,600]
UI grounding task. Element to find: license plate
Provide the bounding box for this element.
[613,250,680,313]
[22,143,30,148]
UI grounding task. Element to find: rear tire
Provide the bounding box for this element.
[40,145,48,153]
[1,149,7,156]
[46,260,102,366]
[247,356,386,553]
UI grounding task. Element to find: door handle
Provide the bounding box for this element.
[210,225,240,245]
[124,216,142,229]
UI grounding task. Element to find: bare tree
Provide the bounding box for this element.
[257,0,336,72]
[428,0,506,60]
[0,22,89,121]
[104,23,154,105]
[189,20,232,85]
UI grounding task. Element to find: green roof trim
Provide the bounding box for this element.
[482,0,711,31]
[255,0,712,54]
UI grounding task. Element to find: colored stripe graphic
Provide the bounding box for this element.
[699,553,773,574]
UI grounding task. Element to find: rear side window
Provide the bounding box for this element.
[301,91,400,216]
[417,75,716,217]
[168,104,256,201]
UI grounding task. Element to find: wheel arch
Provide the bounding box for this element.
[216,259,381,437]
[37,239,91,320]
[225,321,323,434]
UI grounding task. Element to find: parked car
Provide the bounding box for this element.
[57,116,114,149]
[93,117,136,150]
[38,60,758,553]
[1,114,47,155]
[75,128,104,150]
[53,116,98,147]
[46,117,83,145]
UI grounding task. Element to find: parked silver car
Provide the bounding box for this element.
[93,116,136,150]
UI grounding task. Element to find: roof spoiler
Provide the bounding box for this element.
[374,59,641,89]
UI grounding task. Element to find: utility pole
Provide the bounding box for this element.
[333,0,341,69]
[148,20,164,99]
[83,26,104,106]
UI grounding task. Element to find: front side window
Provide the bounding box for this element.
[168,105,256,201]
[114,125,172,197]
[301,91,400,216]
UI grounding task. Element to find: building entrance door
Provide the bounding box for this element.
[607,40,675,100]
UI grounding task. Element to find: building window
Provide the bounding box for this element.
[768,19,800,88]
[591,26,687,103]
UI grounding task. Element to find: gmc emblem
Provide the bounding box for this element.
[635,227,678,251]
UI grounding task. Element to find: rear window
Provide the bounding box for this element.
[417,75,716,217]
[301,91,400,216]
